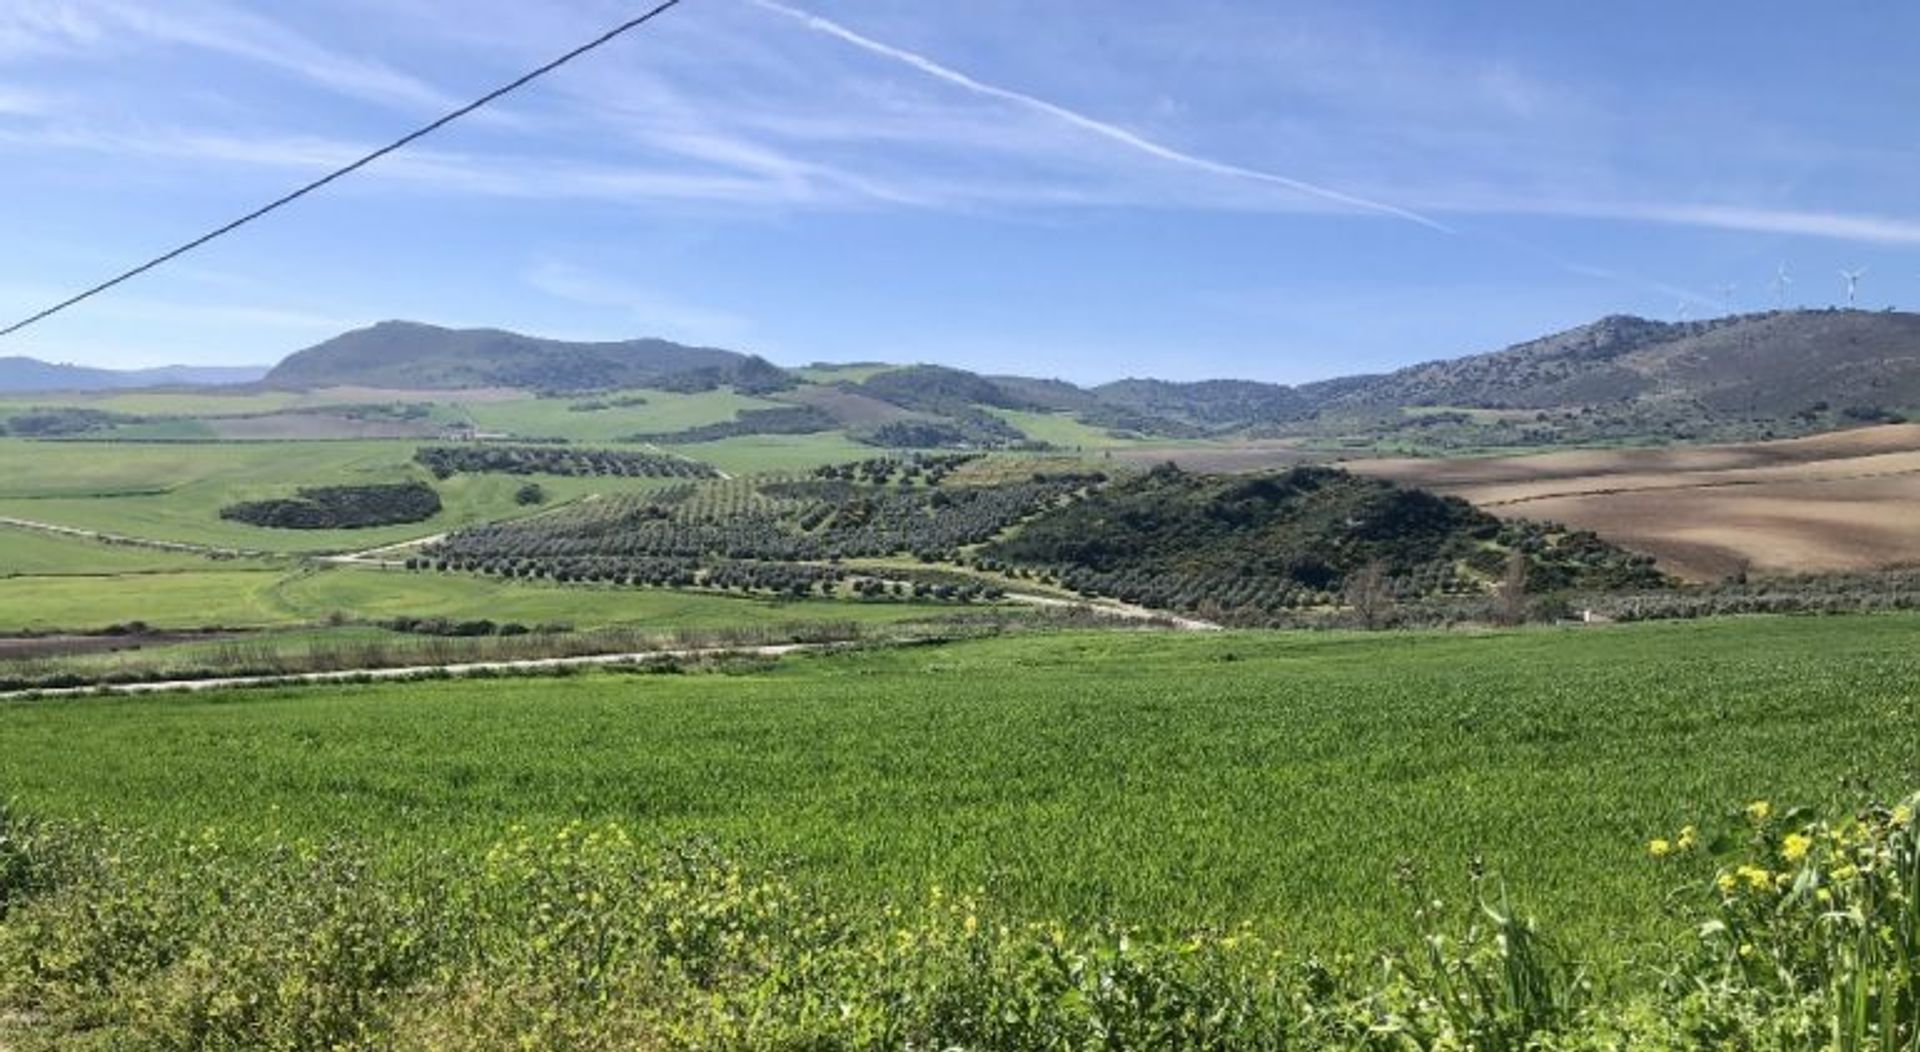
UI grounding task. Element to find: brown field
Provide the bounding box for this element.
[1106,440,1319,473]
[774,385,920,426]
[1351,424,1920,580]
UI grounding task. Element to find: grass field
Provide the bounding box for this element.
[0,439,686,553]
[5,614,1915,956]
[0,526,256,577]
[453,388,782,443]
[0,562,964,633]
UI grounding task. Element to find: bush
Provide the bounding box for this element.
[220,481,442,530]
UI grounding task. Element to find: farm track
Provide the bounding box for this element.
[0,514,270,559]
[0,641,840,700]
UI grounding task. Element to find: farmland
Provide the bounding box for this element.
[1,615,1918,1045]
[1355,423,1920,579]
[4,616,1915,944]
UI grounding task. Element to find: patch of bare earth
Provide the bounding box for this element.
[1351,424,1920,581]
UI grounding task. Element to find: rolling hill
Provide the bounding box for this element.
[0,357,267,393]
[264,320,794,394]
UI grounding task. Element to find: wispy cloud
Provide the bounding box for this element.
[749,0,1454,233]
[0,0,459,112]
[524,259,753,345]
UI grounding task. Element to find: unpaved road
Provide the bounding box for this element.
[1,642,832,700]
[1003,591,1220,631]
[0,514,267,559]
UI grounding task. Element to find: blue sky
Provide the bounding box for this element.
[1,0,1916,383]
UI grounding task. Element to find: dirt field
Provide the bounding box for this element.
[1351,425,1920,580]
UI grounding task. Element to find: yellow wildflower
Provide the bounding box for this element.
[1717,873,1739,895]
[1832,863,1860,882]
[1677,825,1699,851]
[1746,800,1772,824]
[1738,943,1755,959]
[1781,833,1812,863]
[1893,805,1913,827]
[1738,864,1772,891]
[1648,838,1673,859]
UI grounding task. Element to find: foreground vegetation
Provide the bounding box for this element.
[3,618,1916,944]
[3,625,1920,1044]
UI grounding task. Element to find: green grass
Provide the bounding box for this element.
[985,408,1151,449]
[0,563,961,633]
[3,614,1916,958]
[0,439,687,552]
[0,526,252,577]
[0,569,294,630]
[450,389,781,444]
[673,432,885,474]
[270,566,962,628]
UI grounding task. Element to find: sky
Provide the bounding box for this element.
[0,0,1917,383]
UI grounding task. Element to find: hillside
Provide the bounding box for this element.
[979,464,1664,616]
[0,356,266,393]
[264,321,794,394]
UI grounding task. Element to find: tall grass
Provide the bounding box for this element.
[3,792,1917,1048]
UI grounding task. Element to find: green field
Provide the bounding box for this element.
[5,615,1914,954]
[453,388,783,443]
[0,526,257,577]
[0,439,687,552]
[0,563,965,633]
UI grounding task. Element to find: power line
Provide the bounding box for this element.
[0,0,687,340]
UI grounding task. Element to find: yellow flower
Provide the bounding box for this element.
[1832,863,1860,882]
[1746,800,1772,824]
[1738,864,1772,891]
[1648,838,1673,858]
[1893,805,1913,828]
[1781,833,1812,863]
[1677,825,1700,851]
[1738,943,1755,959]
[1717,873,1739,895]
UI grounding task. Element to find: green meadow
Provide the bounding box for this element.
[5,615,1915,956]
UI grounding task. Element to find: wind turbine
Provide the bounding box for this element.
[1772,263,1793,309]
[1841,266,1868,309]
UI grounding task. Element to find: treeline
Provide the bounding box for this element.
[810,453,981,486]
[623,405,836,444]
[414,444,716,479]
[219,481,441,530]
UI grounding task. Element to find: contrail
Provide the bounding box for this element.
[750,0,1454,234]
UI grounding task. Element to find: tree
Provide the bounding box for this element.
[1343,561,1394,630]
[514,482,547,506]
[1495,549,1531,625]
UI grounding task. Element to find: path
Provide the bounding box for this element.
[1,641,833,700]
[0,514,267,559]
[1002,591,1221,631]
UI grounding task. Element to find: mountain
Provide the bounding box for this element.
[265,321,793,394]
[0,357,268,393]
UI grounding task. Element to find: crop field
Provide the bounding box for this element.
[0,561,961,634]
[455,388,785,444]
[0,439,688,553]
[1355,423,1920,579]
[4,615,1915,954]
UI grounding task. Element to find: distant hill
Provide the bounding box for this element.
[240,308,1920,449]
[0,357,267,393]
[265,321,793,394]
